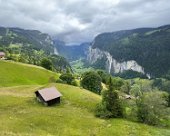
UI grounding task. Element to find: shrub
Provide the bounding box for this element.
[41,58,52,70]
[59,73,74,85]
[71,80,78,86]
[56,79,65,83]
[107,77,124,90]
[81,71,102,94]
[136,92,169,125]
[130,84,142,97]
[95,103,112,118]
[121,81,131,94]
[97,70,110,84]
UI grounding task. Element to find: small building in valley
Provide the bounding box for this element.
[35,87,62,106]
[0,52,5,59]
[124,94,135,99]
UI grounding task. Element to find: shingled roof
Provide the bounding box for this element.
[37,87,62,101]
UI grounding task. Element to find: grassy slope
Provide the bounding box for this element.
[0,84,170,136]
[0,61,170,136]
[0,61,59,87]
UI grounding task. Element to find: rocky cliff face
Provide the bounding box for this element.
[88,47,145,74]
[90,25,170,77]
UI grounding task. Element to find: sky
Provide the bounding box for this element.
[0,0,170,44]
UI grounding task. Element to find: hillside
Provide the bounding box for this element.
[90,25,170,77]
[0,60,59,87]
[0,27,71,71]
[0,85,170,135]
[0,61,170,135]
[0,27,54,53]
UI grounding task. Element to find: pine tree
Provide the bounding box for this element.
[101,77,123,118]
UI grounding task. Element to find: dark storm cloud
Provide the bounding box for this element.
[0,0,170,44]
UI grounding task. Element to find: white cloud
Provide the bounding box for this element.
[0,0,170,44]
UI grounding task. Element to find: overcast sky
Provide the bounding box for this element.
[0,0,170,44]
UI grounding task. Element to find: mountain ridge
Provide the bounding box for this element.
[90,24,170,77]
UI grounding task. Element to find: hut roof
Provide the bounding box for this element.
[37,87,62,101]
[0,52,5,56]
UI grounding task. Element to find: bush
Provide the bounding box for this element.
[59,73,74,85]
[97,70,110,84]
[121,81,131,94]
[130,84,142,97]
[71,80,78,86]
[56,79,65,83]
[95,103,112,118]
[41,58,52,70]
[136,92,169,125]
[107,77,124,90]
[81,71,102,94]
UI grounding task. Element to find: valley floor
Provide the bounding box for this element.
[0,84,170,136]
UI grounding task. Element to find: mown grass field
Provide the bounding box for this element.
[0,61,59,87]
[0,60,170,136]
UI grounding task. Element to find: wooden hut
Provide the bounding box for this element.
[0,52,5,59]
[35,87,62,106]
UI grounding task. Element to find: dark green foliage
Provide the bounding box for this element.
[81,71,102,94]
[71,80,78,86]
[97,70,110,84]
[121,81,131,94]
[164,70,170,80]
[136,92,168,125]
[152,78,163,89]
[0,27,71,72]
[102,90,124,118]
[163,93,170,107]
[95,77,124,118]
[152,78,170,93]
[95,103,112,118]
[130,84,142,97]
[108,77,124,90]
[92,57,107,70]
[56,79,64,83]
[59,73,74,85]
[168,93,170,107]
[161,81,170,93]
[41,58,52,70]
[49,55,71,72]
[66,66,72,74]
[92,25,170,77]
[0,27,54,53]
[114,70,147,79]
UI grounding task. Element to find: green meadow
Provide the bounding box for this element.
[0,61,58,87]
[0,60,170,136]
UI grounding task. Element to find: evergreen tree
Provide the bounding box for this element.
[95,77,124,118]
